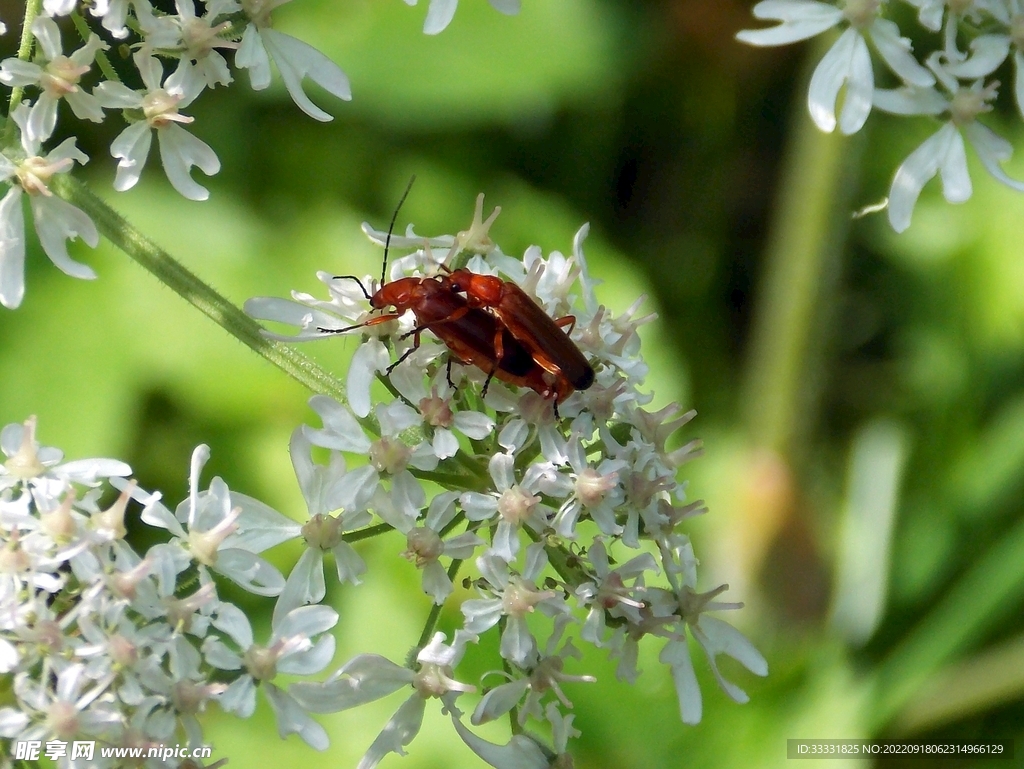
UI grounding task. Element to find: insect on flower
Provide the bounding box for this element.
[322,181,573,412]
[443,265,595,400]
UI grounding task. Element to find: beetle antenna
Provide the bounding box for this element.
[332,274,372,301]
[382,174,417,285]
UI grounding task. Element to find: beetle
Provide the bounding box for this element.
[321,180,575,411]
[443,266,595,395]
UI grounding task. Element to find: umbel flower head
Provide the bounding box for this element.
[0,103,98,310]
[247,195,767,765]
[738,0,1024,230]
[0,416,342,760]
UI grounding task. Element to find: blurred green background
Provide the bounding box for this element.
[3,0,1024,767]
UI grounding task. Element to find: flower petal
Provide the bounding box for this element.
[236,23,272,90]
[937,126,972,203]
[872,85,947,116]
[887,123,956,232]
[356,694,425,769]
[157,122,221,201]
[274,603,339,641]
[660,639,703,725]
[946,34,1010,79]
[30,195,98,279]
[260,29,351,122]
[0,187,26,309]
[964,121,1024,192]
[274,548,326,625]
[808,28,871,134]
[423,0,458,34]
[109,121,152,192]
[868,18,934,88]
[264,683,330,750]
[735,0,840,46]
[305,395,372,452]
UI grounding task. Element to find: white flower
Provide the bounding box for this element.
[94,52,219,200]
[875,51,1024,231]
[88,0,145,39]
[547,435,625,538]
[405,0,521,35]
[574,540,655,645]
[252,195,766,750]
[0,107,98,309]
[207,603,338,749]
[137,444,296,595]
[903,0,1006,33]
[655,539,767,725]
[941,5,1024,119]
[42,0,78,16]
[235,0,351,122]
[737,0,934,134]
[397,491,484,604]
[273,427,372,624]
[392,378,496,462]
[451,702,576,769]
[0,663,121,743]
[165,0,240,90]
[0,16,107,143]
[459,453,553,563]
[291,632,476,769]
[471,616,594,727]
[0,416,129,506]
[462,544,567,666]
[303,395,433,523]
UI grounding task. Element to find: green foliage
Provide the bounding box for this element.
[6,0,1024,766]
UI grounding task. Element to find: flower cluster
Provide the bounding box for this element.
[0,416,345,767]
[247,198,767,766]
[738,0,1024,231]
[0,0,518,309]
[0,195,768,767]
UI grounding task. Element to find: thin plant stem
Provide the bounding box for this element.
[50,173,350,404]
[416,558,464,650]
[3,0,43,144]
[70,10,119,83]
[741,33,859,459]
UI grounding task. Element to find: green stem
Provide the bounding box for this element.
[345,522,393,543]
[452,450,488,480]
[412,468,487,491]
[70,10,119,83]
[740,33,859,458]
[416,558,463,649]
[4,0,43,143]
[50,174,349,404]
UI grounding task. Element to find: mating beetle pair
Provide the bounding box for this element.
[329,192,595,416]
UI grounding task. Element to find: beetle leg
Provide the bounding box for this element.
[399,304,472,341]
[480,365,498,399]
[446,357,457,391]
[385,329,421,375]
[479,320,508,400]
[554,314,578,335]
[320,312,402,335]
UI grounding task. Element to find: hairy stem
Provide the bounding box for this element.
[3,0,43,144]
[416,559,463,650]
[70,10,119,83]
[50,174,349,404]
